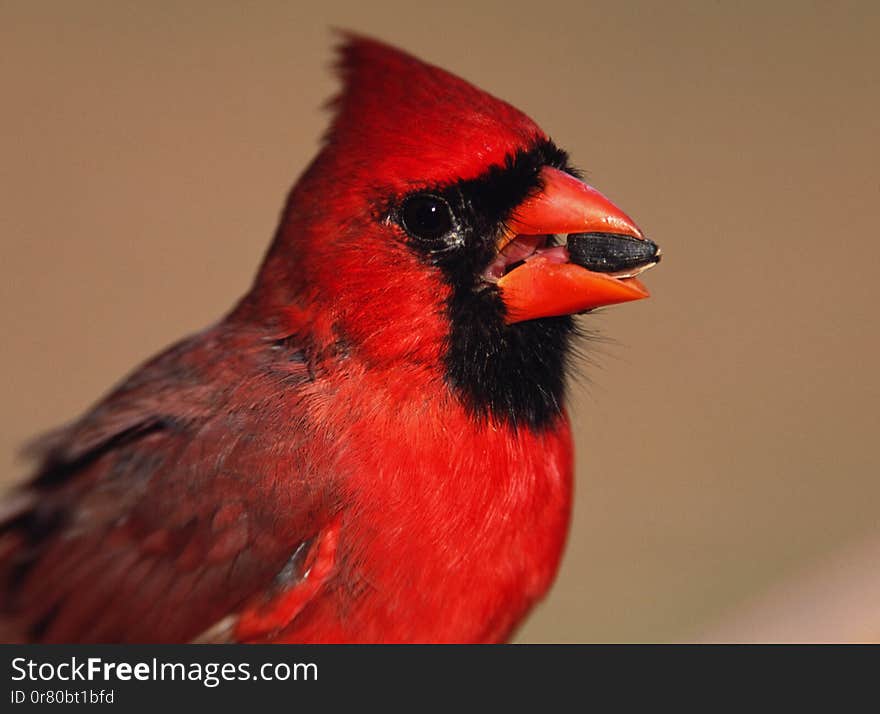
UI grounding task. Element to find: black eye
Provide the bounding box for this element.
[400,194,454,242]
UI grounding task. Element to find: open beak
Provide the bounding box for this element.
[490,166,660,324]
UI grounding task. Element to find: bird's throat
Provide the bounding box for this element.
[444,287,574,430]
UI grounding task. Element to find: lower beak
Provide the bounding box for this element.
[496,166,659,324]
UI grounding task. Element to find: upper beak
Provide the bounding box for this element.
[496,166,659,324]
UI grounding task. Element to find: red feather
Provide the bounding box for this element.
[0,35,574,643]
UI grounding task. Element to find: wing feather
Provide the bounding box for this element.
[0,327,336,643]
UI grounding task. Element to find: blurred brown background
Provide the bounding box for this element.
[2,1,878,642]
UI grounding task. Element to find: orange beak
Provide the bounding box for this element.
[496,167,658,324]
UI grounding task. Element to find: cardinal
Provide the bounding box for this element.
[0,35,659,643]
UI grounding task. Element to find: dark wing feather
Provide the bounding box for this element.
[0,326,335,642]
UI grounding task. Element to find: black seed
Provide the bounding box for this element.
[567,232,660,273]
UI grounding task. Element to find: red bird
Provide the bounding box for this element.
[0,36,659,643]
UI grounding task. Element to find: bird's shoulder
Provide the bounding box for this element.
[0,322,340,642]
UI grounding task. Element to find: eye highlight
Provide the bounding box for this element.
[400,194,454,243]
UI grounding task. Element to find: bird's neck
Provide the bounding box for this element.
[232,291,573,433]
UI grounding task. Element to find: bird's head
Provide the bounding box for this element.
[247,35,660,428]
